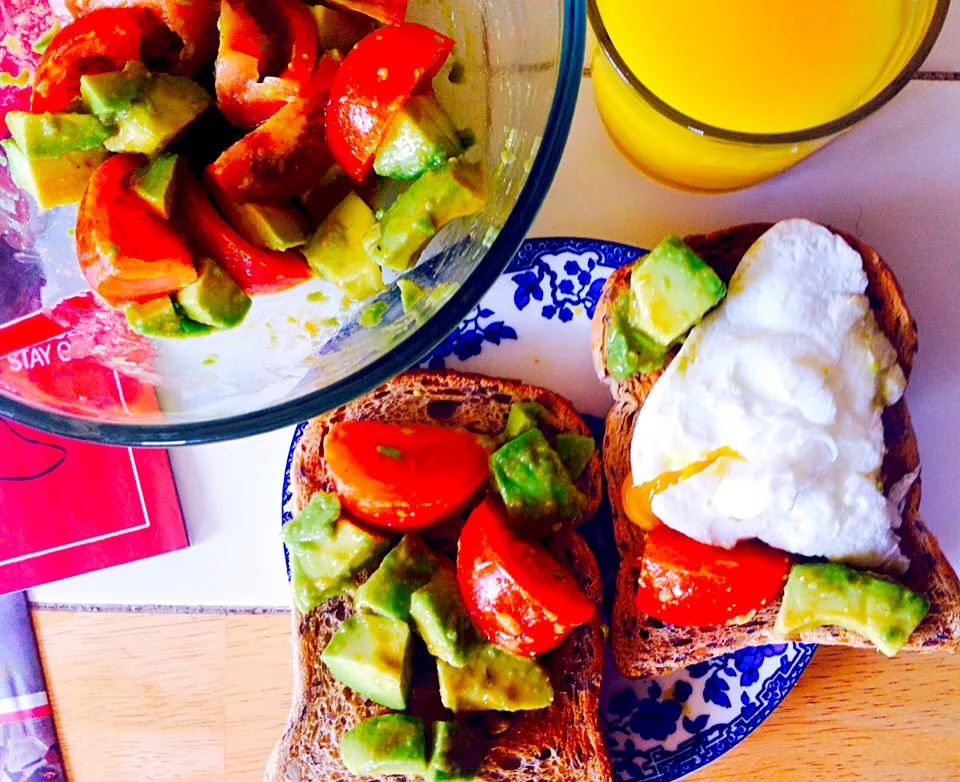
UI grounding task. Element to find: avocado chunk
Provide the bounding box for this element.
[80,62,149,123]
[1,139,108,209]
[104,74,211,156]
[374,94,462,181]
[5,111,109,157]
[410,561,474,667]
[555,433,596,481]
[174,257,252,329]
[321,612,414,710]
[628,235,726,347]
[438,643,553,713]
[426,721,486,782]
[283,492,390,614]
[211,191,309,251]
[490,428,589,527]
[364,159,485,272]
[355,534,439,622]
[303,191,386,302]
[503,401,544,441]
[340,714,428,777]
[125,296,214,339]
[775,563,929,657]
[129,153,180,219]
[397,277,426,312]
[605,290,669,380]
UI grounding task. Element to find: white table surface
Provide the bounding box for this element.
[30,24,960,609]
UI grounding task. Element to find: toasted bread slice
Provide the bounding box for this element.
[592,223,960,678]
[266,370,613,782]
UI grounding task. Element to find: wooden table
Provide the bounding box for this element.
[32,610,960,782]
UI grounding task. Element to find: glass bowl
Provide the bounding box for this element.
[0,0,585,445]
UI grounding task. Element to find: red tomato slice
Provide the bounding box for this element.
[32,8,148,113]
[177,175,311,295]
[214,0,318,129]
[635,524,793,627]
[76,155,198,307]
[324,0,408,25]
[69,0,220,76]
[325,23,454,182]
[457,498,596,657]
[323,421,490,531]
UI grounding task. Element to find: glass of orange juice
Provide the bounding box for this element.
[588,0,950,192]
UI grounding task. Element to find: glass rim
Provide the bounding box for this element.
[0,0,588,447]
[587,0,951,145]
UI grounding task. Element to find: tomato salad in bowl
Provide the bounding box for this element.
[2,0,484,341]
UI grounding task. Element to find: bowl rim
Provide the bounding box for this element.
[587,0,951,144]
[0,0,588,446]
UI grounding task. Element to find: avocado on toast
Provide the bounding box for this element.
[265,370,613,782]
[591,222,960,679]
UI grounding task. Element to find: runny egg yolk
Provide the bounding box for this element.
[622,447,740,531]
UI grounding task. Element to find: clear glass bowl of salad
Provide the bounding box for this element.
[0,0,584,444]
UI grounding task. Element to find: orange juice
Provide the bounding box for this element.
[591,0,943,191]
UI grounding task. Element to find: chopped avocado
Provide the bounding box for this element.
[504,401,544,441]
[425,721,486,782]
[211,192,309,251]
[104,74,211,156]
[5,111,109,157]
[359,300,388,328]
[174,257,252,329]
[775,563,929,657]
[374,94,462,180]
[1,139,108,209]
[628,236,726,346]
[321,612,414,710]
[397,277,425,312]
[555,433,596,480]
[340,714,428,777]
[368,175,412,218]
[125,297,214,339]
[605,290,668,380]
[129,153,180,219]
[410,561,474,667]
[283,492,390,613]
[438,643,553,713]
[355,534,439,622]
[303,191,386,301]
[490,428,589,526]
[364,160,485,272]
[80,62,149,122]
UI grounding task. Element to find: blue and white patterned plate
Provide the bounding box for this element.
[281,237,816,782]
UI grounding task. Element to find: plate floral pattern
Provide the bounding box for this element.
[281,237,815,782]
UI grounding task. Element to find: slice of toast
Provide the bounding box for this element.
[592,223,960,678]
[265,369,613,782]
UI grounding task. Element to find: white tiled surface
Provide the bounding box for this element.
[31,79,960,608]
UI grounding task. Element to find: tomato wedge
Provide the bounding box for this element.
[76,154,198,307]
[214,0,318,128]
[323,421,490,531]
[207,54,339,202]
[177,175,311,295]
[635,524,793,627]
[32,8,148,113]
[324,0,408,25]
[325,23,454,182]
[457,498,596,657]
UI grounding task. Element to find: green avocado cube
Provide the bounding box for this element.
[555,433,596,481]
[321,613,414,710]
[211,190,309,251]
[174,257,252,330]
[104,74,210,156]
[80,62,149,122]
[364,159,485,272]
[303,191,386,302]
[410,561,474,667]
[355,534,439,622]
[605,290,669,380]
[129,153,180,219]
[627,235,726,347]
[503,401,545,441]
[340,714,427,777]
[426,721,486,782]
[2,139,108,209]
[490,428,589,526]
[5,111,109,157]
[397,277,426,312]
[437,643,553,713]
[374,94,462,181]
[775,563,929,657]
[124,297,214,339]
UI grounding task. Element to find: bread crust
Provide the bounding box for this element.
[592,223,960,678]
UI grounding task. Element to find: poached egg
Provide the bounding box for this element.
[629,220,909,572]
